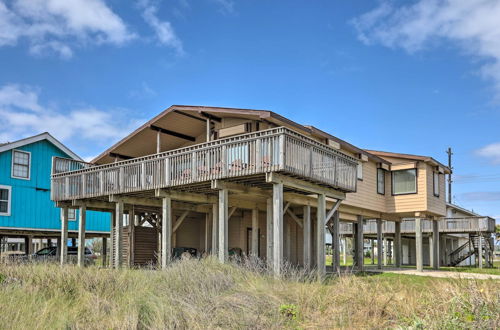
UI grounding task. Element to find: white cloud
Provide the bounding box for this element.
[352,0,500,98]
[0,0,135,58]
[0,84,142,148]
[211,0,235,14]
[476,142,500,164]
[138,0,183,54]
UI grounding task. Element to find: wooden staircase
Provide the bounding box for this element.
[449,234,494,267]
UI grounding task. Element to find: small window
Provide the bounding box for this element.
[68,208,77,221]
[0,185,12,216]
[12,150,31,180]
[392,169,417,195]
[357,162,363,180]
[433,172,439,197]
[377,168,385,195]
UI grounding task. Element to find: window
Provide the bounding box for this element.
[392,169,417,195]
[68,208,76,221]
[433,172,440,197]
[377,168,385,195]
[357,162,363,180]
[12,150,31,180]
[0,185,11,216]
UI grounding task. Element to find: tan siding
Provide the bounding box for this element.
[386,162,427,213]
[426,165,446,216]
[343,160,387,213]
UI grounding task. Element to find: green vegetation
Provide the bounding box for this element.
[0,258,498,329]
[325,254,372,266]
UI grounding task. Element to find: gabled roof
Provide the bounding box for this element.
[446,203,480,217]
[365,149,451,173]
[0,132,82,161]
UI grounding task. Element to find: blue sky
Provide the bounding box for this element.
[0,0,499,220]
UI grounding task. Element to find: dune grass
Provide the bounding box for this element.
[0,258,499,329]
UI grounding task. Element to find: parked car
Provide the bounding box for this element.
[30,246,97,265]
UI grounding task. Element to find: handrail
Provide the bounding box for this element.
[51,127,359,201]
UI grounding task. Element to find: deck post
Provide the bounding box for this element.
[77,205,86,267]
[204,212,210,253]
[303,205,311,270]
[431,220,439,269]
[316,193,326,280]
[415,218,423,272]
[218,189,229,263]
[332,210,340,273]
[356,215,364,271]
[115,200,124,268]
[343,237,347,265]
[251,208,259,257]
[212,204,218,255]
[376,218,383,269]
[102,237,107,267]
[371,239,375,264]
[162,197,172,269]
[128,209,136,267]
[383,237,387,266]
[266,198,273,268]
[60,207,68,265]
[272,183,283,275]
[478,235,483,269]
[394,221,401,268]
[109,211,115,268]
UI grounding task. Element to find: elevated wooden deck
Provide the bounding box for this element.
[51,127,358,202]
[339,217,496,235]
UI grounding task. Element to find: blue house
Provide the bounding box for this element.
[0,133,110,255]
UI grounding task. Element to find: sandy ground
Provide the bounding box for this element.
[365,267,500,280]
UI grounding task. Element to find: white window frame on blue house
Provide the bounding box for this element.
[0,185,12,216]
[68,208,77,221]
[11,149,31,180]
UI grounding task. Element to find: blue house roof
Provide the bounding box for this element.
[0,133,110,234]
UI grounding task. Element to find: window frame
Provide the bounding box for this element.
[391,168,418,196]
[68,208,77,221]
[0,185,12,216]
[433,172,440,197]
[377,168,385,195]
[11,149,31,180]
[357,162,363,181]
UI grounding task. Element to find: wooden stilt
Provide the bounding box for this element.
[162,197,172,269]
[303,205,311,270]
[272,183,283,275]
[251,208,259,257]
[218,189,228,263]
[317,194,326,280]
[115,200,124,268]
[60,207,68,266]
[266,198,273,267]
[77,205,86,267]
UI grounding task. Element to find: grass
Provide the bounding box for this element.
[0,258,499,329]
[325,254,372,266]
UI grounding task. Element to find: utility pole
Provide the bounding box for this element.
[446,147,453,204]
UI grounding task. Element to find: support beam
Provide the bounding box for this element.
[172,210,190,233]
[115,200,124,268]
[212,204,218,255]
[102,236,107,267]
[60,207,68,265]
[415,217,423,272]
[285,209,303,228]
[273,183,284,275]
[394,221,401,268]
[283,202,291,214]
[266,198,273,268]
[218,189,229,263]
[161,197,172,269]
[325,199,342,225]
[331,211,340,273]
[371,239,375,265]
[150,124,196,142]
[228,207,238,218]
[478,235,483,269]
[128,208,135,267]
[156,189,217,204]
[251,209,259,257]
[377,218,383,270]
[316,194,326,280]
[204,212,210,253]
[355,215,364,271]
[432,220,439,269]
[303,205,311,270]
[77,205,86,267]
[383,238,388,266]
[109,211,115,268]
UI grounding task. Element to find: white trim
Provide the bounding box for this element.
[67,208,77,221]
[0,132,82,161]
[0,185,12,216]
[11,149,31,180]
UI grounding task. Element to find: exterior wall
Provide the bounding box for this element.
[0,140,109,233]
[343,159,387,213]
[425,164,446,216]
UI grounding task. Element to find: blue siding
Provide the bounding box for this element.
[0,139,110,232]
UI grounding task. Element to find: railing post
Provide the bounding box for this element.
[255,138,262,172]
[221,145,227,177]
[119,167,124,192]
[141,162,146,189]
[165,157,171,186]
[65,177,69,199]
[278,134,285,170]
[81,173,86,198]
[192,152,198,181]
[99,171,104,195]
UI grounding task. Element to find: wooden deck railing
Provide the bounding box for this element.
[339,217,496,235]
[51,127,358,201]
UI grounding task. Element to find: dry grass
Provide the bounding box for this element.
[0,257,499,329]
